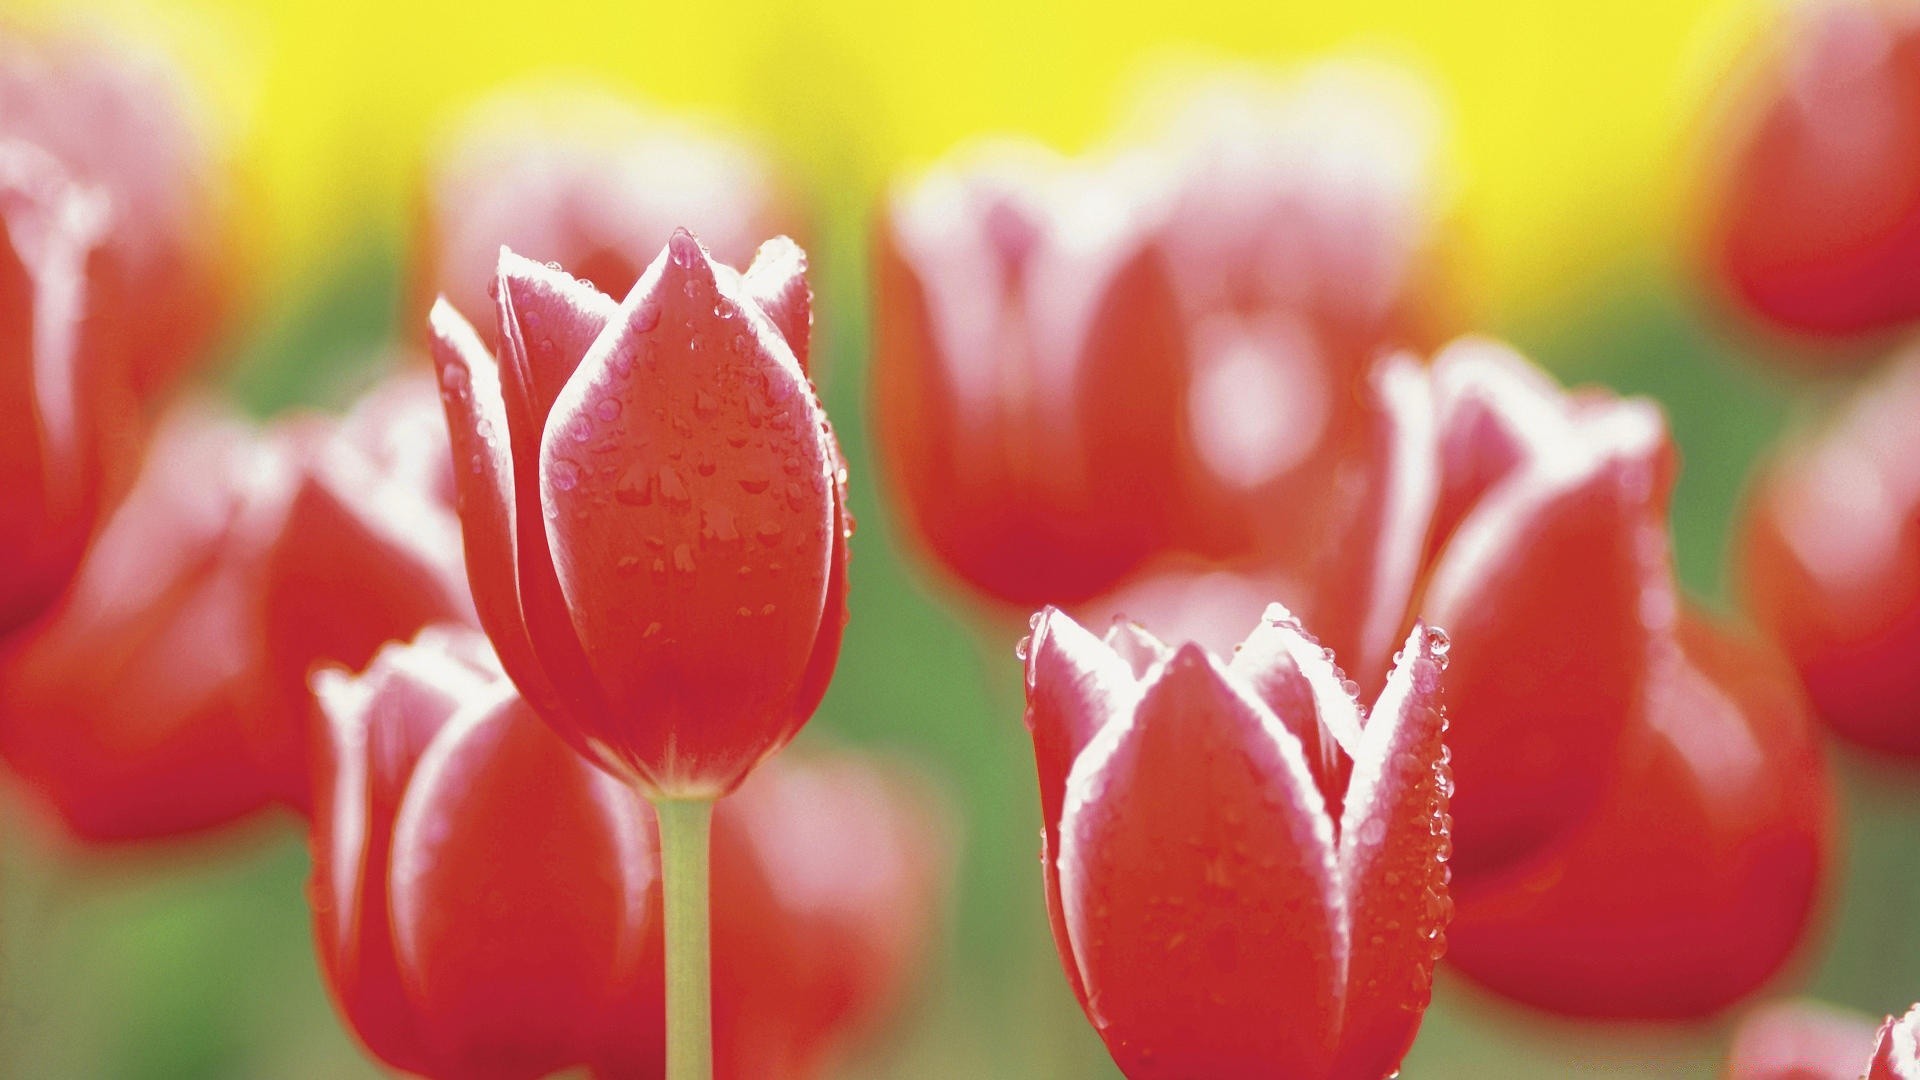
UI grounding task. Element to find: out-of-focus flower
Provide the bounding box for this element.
[872,144,1190,608]
[1701,2,1920,342]
[309,626,943,1080]
[430,231,845,798]
[1020,605,1450,1080]
[0,135,118,638]
[1740,343,1920,756]
[415,87,798,349]
[0,24,235,394]
[1134,65,1457,565]
[0,375,472,841]
[1095,339,1673,883]
[1445,611,1835,1018]
[1726,1000,1885,1080]
[873,71,1454,612]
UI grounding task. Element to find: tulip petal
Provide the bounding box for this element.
[1871,1005,1920,1080]
[1056,644,1341,1079]
[1334,622,1451,1079]
[494,250,618,424]
[1023,607,1145,1011]
[1100,616,1171,679]
[1418,396,1670,877]
[429,299,564,716]
[389,688,653,1079]
[540,229,835,795]
[1230,602,1364,817]
[742,235,812,372]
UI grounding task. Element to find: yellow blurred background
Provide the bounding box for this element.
[7,0,1770,332]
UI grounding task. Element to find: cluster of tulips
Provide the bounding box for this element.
[10,3,1920,1078]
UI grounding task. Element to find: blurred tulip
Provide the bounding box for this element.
[1702,2,1920,342]
[0,24,235,394]
[1094,338,1674,882]
[0,374,473,841]
[872,144,1189,608]
[309,626,944,1080]
[1020,605,1450,1080]
[430,230,845,798]
[1727,1000,1884,1080]
[417,87,798,349]
[1446,611,1835,1019]
[1740,344,1920,756]
[0,135,118,638]
[1137,66,1458,565]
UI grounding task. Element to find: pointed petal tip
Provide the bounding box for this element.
[1100,616,1171,678]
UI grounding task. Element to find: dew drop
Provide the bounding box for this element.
[1014,635,1032,662]
[633,304,662,333]
[673,544,696,573]
[550,458,583,492]
[595,398,623,422]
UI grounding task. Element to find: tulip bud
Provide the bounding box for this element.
[431,230,846,797]
[1022,605,1450,1080]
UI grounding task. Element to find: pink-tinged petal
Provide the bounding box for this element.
[1333,622,1450,1079]
[1100,616,1171,679]
[540,229,835,795]
[1425,337,1572,556]
[308,628,502,1076]
[1445,613,1833,1019]
[742,235,811,372]
[1022,607,1143,1012]
[1304,353,1438,696]
[428,299,561,716]
[1418,399,1671,879]
[1871,1005,1920,1080]
[1056,644,1342,1079]
[389,688,653,1079]
[493,250,618,424]
[1726,1000,1882,1080]
[1228,603,1363,817]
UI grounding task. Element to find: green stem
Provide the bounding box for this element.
[654,796,715,1080]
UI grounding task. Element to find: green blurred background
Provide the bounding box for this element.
[4,0,1920,1076]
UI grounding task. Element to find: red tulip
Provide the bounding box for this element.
[1094,339,1673,882]
[1445,610,1835,1018]
[0,135,124,637]
[0,408,287,840]
[873,145,1189,608]
[0,375,473,841]
[1740,343,1920,756]
[1701,1,1920,341]
[309,626,943,1080]
[1726,1000,1885,1080]
[1140,66,1458,565]
[417,88,797,350]
[1,24,234,394]
[429,230,845,797]
[1021,604,1451,1080]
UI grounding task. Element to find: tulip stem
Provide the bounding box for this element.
[655,796,716,1080]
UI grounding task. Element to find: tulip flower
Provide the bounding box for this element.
[309,626,941,1080]
[1,25,235,395]
[430,230,847,1077]
[1739,344,1920,756]
[417,88,797,347]
[1021,604,1451,1080]
[0,375,473,841]
[1445,610,1834,1018]
[872,145,1189,608]
[1701,2,1920,343]
[1136,66,1459,565]
[0,134,121,638]
[1727,1001,1886,1080]
[1094,339,1672,883]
